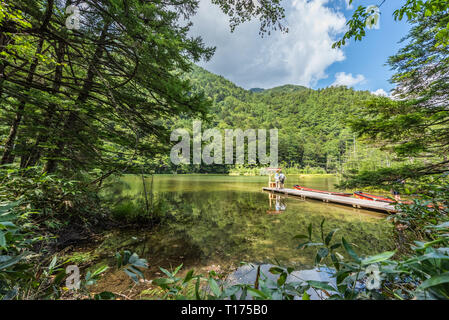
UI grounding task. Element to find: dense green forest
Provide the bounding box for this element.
[0,0,448,301]
[151,65,387,174]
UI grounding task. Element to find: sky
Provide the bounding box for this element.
[189,0,411,96]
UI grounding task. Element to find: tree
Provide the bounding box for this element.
[343,11,449,187]
[335,0,449,48]
[0,0,286,177]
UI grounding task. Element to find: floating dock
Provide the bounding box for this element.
[262,187,398,214]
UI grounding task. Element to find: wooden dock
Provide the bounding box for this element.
[262,187,398,214]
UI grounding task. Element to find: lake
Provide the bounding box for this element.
[97,174,394,278]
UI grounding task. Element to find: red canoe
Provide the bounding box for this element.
[354,191,412,204]
[293,185,353,197]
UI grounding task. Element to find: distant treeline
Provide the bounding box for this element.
[145,66,390,174]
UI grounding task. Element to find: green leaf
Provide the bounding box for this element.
[419,273,449,290]
[195,277,201,300]
[173,263,183,276]
[0,201,21,214]
[159,267,173,278]
[0,231,6,248]
[293,234,309,240]
[342,237,360,263]
[49,255,57,271]
[269,266,284,274]
[0,253,26,270]
[307,223,312,240]
[247,287,270,299]
[330,243,341,250]
[331,253,340,271]
[307,280,335,292]
[128,253,148,268]
[325,229,338,246]
[208,278,221,297]
[91,265,109,278]
[183,269,194,284]
[302,291,310,300]
[0,221,16,229]
[124,269,139,283]
[297,241,310,250]
[222,285,240,298]
[361,251,396,265]
[152,277,175,286]
[317,247,329,260]
[320,219,325,241]
[277,272,287,286]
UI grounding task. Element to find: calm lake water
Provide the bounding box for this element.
[99,174,394,273]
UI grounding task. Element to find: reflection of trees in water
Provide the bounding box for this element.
[148,192,393,268]
[102,180,394,268]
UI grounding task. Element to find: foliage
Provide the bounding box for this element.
[295,213,449,300]
[0,198,107,299]
[335,0,449,48]
[115,250,148,283]
[150,262,311,300]
[0,165,108,233]
[389,174,449,239]
[152,65,382,174]
[151,203,449,300]
[344,9,449,187]
[0,197,151,299]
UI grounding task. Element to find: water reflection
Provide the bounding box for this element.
[267,193,287,215]
[99,175,394,270]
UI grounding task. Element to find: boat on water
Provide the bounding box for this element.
[293,185,353,197]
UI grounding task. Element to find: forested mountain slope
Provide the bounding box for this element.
[176,66,375,172]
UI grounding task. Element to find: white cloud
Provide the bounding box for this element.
[331,72,366,87]
[189,0,347,89]
[371,89,389,97]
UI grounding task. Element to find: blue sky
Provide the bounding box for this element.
[317,1,411,93]
[190,0,411,95]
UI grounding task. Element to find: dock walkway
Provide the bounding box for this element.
[262,187,397,213]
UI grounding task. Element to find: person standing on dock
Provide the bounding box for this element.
[274,170,280,189]
[278,170,286,189]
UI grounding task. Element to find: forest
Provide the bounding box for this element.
[0,0,448,301]
[144,64,392,175]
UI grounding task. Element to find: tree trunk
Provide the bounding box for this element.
[43,23,109,173]
[1,39,44,165]
[1,0,54,165]
[23,40,65,168]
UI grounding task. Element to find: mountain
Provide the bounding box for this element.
[262,84,308,94]
[175,65,375,171]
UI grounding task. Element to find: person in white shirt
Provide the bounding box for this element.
[274,170,280,189]
[278,171,286,189]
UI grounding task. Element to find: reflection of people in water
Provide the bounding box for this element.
[267,194,286,214]
[274,195,286,212]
